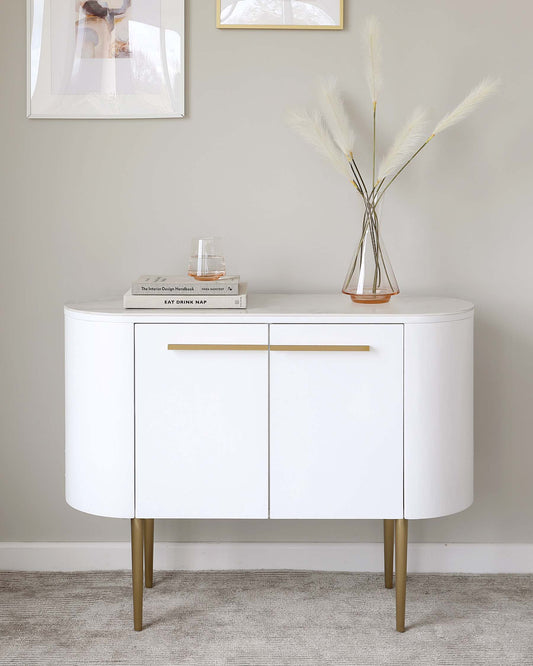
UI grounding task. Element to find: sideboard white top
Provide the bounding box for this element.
[64,294,473,324]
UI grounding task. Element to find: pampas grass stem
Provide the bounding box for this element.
[376,78,499,202]
[433,77,500,135]
[364,16,382,105]
[317,77,355,157]
[363,16,382,187]
[285,108,353,181]
[376,136,433,204]
[378,107,428,183]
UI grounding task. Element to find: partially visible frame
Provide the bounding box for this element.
[27,0,185,119]
[216,0,344,30]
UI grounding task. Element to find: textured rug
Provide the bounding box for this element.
[1,571,532,665]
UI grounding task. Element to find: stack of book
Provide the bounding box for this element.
[123,275,247,309]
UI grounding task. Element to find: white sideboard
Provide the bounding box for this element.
[64,294,474,632]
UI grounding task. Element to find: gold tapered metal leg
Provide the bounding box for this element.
[395,518,408,632]
[131,518,144,631]
[384,519,394,589]
[144,519,154,589]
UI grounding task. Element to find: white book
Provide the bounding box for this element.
[132,275,240,295]
[123,284,247,309]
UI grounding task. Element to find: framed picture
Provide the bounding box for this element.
[216,0,344,30]
[27,0,185,118]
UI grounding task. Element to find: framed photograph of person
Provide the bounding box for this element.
[216,0,344,30]
[27,0,185,118]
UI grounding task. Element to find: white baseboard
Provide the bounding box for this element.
[1,542,532,573]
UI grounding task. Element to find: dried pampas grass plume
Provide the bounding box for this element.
[317,77,355,157]
[364,16,382,105]
[378,107,428,182]
[433,77,500,136]
[286,108,353,180]
[285,16,500,207]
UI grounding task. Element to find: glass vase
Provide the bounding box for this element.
[342,205,399,304]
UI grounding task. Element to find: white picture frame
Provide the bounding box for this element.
[27,0,185,119]
[216,0,344,30]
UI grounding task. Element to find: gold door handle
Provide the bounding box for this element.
[168,344,268,351]
[270,345,370,352]
[168,344,369,351]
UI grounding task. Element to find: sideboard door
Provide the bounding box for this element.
[270,324,404,519]
[135,324,268,518]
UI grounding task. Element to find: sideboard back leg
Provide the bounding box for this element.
[395,518,408,632]
[383,519,394,589]
[131,518,144,631]
[144,519,154,588]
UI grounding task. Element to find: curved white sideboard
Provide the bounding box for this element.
[65,294,474,632]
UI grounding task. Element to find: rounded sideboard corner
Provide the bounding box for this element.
[403,315,474,520]
[65,492,134,520]
[65,314,135,519]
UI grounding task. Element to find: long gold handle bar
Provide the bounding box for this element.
[167,344,370,352]
[168,344,268,351]
[270,345,370,352]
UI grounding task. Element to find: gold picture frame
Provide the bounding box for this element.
[216,0,344,30]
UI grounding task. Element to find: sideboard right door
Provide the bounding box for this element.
[270,324,404,519]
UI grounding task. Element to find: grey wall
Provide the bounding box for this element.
[1,0,532,545]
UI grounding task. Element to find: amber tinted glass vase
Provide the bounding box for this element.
[342,205,399,304]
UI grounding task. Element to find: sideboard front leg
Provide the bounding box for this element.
[383,519,394,589]
[131,518,144,631]
[144,519,154,588]
[395,518,408,632]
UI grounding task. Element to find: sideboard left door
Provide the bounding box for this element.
[135,323,268,518]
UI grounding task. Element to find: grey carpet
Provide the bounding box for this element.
[1,571,532,665]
